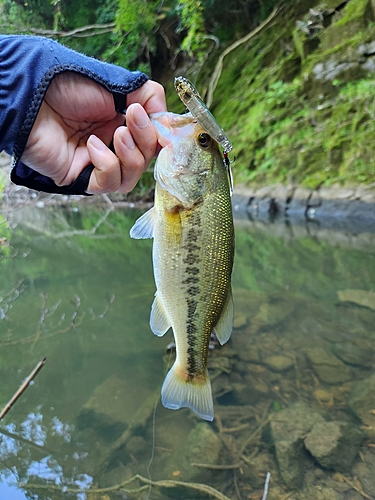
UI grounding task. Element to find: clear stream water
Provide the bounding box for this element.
[0,202,374,500]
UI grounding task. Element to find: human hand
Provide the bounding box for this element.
[20,73,167,194]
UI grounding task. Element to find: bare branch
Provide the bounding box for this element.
[24,473,232,500]
[206,7,280,108]
[0,22,115,38]
[0,358,46,421]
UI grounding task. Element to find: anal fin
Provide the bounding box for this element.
[213,288,234,345]
[150,292,171,337]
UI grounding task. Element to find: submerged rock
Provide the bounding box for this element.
[233,312,248,329]
[305,347,352,384]
[265,401,325,489]
[333,340,374,368]
[231,374,269,404]
[337,289,375,311]
[264,355,294,372]
[353,452,375,497]
[313,388,334,405]
[347,373,375,427]
[164,422,223,482]
[304,421,364,472]
[298,485,340,500]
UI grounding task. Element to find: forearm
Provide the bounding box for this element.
[0,35,149,193]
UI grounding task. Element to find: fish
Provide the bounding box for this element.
[130,112,234,421]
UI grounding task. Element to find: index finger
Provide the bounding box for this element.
[126,80,167,115]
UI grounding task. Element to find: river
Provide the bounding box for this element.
[0,202,374,499]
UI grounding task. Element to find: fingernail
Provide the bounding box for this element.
[122,130,135,149]
[89,135,107,151]
[132,105,150,129]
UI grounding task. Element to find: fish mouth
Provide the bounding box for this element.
[150,112,196,148]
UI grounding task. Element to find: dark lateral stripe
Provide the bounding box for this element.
[184,211,202,376]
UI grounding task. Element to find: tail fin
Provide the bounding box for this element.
[161,363,214,421]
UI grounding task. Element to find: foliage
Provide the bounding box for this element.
[3,0,375,188]
[177,0,207,61]
[0,0,278,73]
[109,0,159,71]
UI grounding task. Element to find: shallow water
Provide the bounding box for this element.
[0,203,374,500]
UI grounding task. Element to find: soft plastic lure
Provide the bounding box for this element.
[174,76,233,154]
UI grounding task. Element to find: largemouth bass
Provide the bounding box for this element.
[130,112,234,421]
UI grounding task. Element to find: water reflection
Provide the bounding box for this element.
[0,204,374,499]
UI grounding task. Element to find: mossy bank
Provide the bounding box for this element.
[167,0,375,192]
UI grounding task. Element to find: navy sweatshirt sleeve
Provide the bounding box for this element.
[0,35,149,194]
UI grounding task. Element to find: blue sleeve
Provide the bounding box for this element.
[0,35,149,195]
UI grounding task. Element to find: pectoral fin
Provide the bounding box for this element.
[213,288,234,345]
[150,292,171,336]
[130,207,155,239]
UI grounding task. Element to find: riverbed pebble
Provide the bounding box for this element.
[304,421,364,471]
[305,347,352,384]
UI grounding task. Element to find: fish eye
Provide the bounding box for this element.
[197,133,212,149]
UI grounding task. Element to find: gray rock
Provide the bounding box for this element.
[264,355,294,372]
[254,186,274,199]
[355,183,375,203]
[337,289,375,311]
[308,190,322,207]
[304,421,364,471]
[258,197,273,213]
[314,199,375,222]
[347,373,375,427]
[237,344,260,363]
[233,312,248,329]
[232,192,253,213]
[352,452,375,497]
[305,347,352,384]
[125,435,147,456]
[333,340,374,368]
[164,422,223,481]
[298,485,340,500]
[287,187,311,215]
[232,374,269,404]
[265,402,325,489]
[319,186,355,200]
[273,183,294,214]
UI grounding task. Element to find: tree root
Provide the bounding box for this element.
[206,7,280,108]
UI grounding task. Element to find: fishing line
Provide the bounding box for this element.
[145,396,159,500]
[145,348,174,500]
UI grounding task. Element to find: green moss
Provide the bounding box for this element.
[292,28,305,61]
[148,3,375,193]
[335,0,373,27]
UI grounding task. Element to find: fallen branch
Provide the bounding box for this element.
[191,461,242,469]
[24,473,232,500]
[239,413,271,455]
[206,7,280,108]
[0,358,46,421]
[335,472,374,500]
